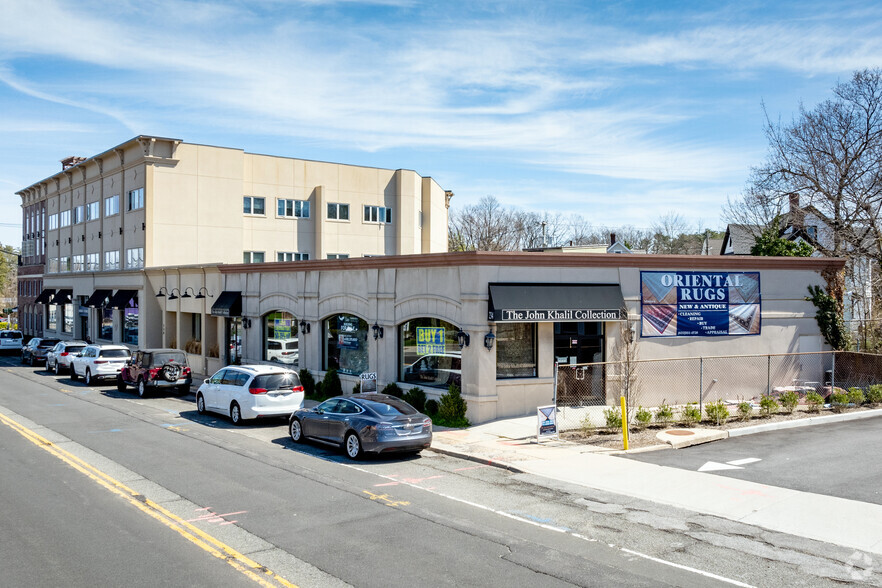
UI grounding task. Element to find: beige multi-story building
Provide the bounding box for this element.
[17,135,450,345]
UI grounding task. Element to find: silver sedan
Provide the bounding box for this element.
[289,394,432,459]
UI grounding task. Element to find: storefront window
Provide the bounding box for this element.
[323,314,368,376]
[496,323,537,378]
[62,304,73,334]
[399,318,462,389]
[264,311,299,367]
[123,297,138,345]
[100,306,113,341]
[47,304,57,331]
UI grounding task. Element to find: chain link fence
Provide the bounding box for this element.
[554,351,882,433]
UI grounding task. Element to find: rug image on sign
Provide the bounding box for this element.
[728,304,760,334]
[642,304,677,336]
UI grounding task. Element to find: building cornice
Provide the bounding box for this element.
[218,250,847,275]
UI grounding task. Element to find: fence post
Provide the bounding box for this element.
[553,361,558,410]
[699,357,703,413]
[831,352,836,390]
[766,355,771,397]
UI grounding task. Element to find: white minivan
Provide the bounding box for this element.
[0,330,23,354]
[196,365,304,425]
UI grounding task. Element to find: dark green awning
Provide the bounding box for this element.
[488,283,625,322]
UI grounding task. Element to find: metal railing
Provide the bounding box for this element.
[554,351,882,432]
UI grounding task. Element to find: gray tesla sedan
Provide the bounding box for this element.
[288,393,432,459]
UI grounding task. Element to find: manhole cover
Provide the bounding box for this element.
[666,430,695,436]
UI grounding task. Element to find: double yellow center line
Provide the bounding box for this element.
[0,411,297,588]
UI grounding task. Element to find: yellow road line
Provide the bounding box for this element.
[0,411,297,588]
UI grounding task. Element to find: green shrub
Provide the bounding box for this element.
[603,407,622,429]
[580,414,596,435]
[382,382,403,398]
[705,400,729,426]
[847,387,865,407]
[759,395,779,417]
[299,369,316,398]
[424,398,439,416]
[778,390,799,414]
[320,369,342,399]
[866,384,882,405]
[805,391,824,413]
[635,406,653,428]
[737,401,753,421]
[435,384,469,428]
[654,402,674,425]
[680,403,701,426]
[352,382,361,394]
[830,391,849,412]
[403,387,427,412]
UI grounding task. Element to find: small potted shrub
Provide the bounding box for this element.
[847,387,865,407]
[654,402,674,426]
[635,406,652,429]
[805,391,824,413]
[778,390,799,414]
[737,401,753,421]
[759,395,779,417]
[680,403,701,426]
[704,400,729,426]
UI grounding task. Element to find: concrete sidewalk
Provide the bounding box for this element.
[430,411,882,556]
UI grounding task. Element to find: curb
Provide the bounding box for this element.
[726,407,882,437]
[427,445,527,474]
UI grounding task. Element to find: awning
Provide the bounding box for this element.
[488,283,626,322]
[34,289,56,305]
[211,291,242,317]
[53,289,73,305]
[85,289,113,307]
[107,289,138,309]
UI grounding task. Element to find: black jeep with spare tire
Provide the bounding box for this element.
[117,348,192,397]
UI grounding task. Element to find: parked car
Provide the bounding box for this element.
[0,330,24,354]
[196,365,304,425]
[21,337,61,366]
[46,340,88,374]
[117,348,192,397]
[266,337,298,364]
[288,393,432,459]
[70,344,131,385]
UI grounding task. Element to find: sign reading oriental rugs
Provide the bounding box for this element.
[640,271,761,337]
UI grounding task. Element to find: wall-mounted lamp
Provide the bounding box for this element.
[372,322,384,340]
[299,320,311,334]
[484,329,496,350]
[155,287,169,297]
[456,328,470,349]
[167,287,181,301]
[181,287,194,299]
[194,287,212,300]
[142,222,146,230]
[242,318,252,329]
[119,227,123,235]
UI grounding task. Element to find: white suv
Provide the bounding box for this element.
[70,344,131,386]
[266,338,298,364]
[0,330,23,354]
[196,365,304,425]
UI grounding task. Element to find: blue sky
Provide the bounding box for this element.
[2,0,881,246]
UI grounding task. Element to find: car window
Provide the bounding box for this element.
[153,352,187,365]
[361,396,418,416]
[66,345,86,353]
[52,343,63,351]
[221,370,242,385]
[40,339,61,347]
[285,341,298,350]
[100,349,130,358]
[267,341,281,350]
[337,399,362,414]
[317,399,341,413]
[252,372,300,391]
[210,369,227,384]
[0,332,21,339]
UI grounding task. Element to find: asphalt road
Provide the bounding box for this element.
[624,416,882,505]
[0,354,876,587]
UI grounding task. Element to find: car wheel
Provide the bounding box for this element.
[289,418,303,442]
[230,402,245,426]
[137,379,147,398]
[70,367,78,382]
[116,376,127,392]
[196,393,207,415]
[344,432,363,460]
[84,369,93,386]
[53,361,60,375]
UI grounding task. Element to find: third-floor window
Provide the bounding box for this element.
[244,196,265,215]
[277,199,309,219]
[127,188,144,211]
[105,194,119,217]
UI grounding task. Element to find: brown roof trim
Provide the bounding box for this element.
[220,251,846,274]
